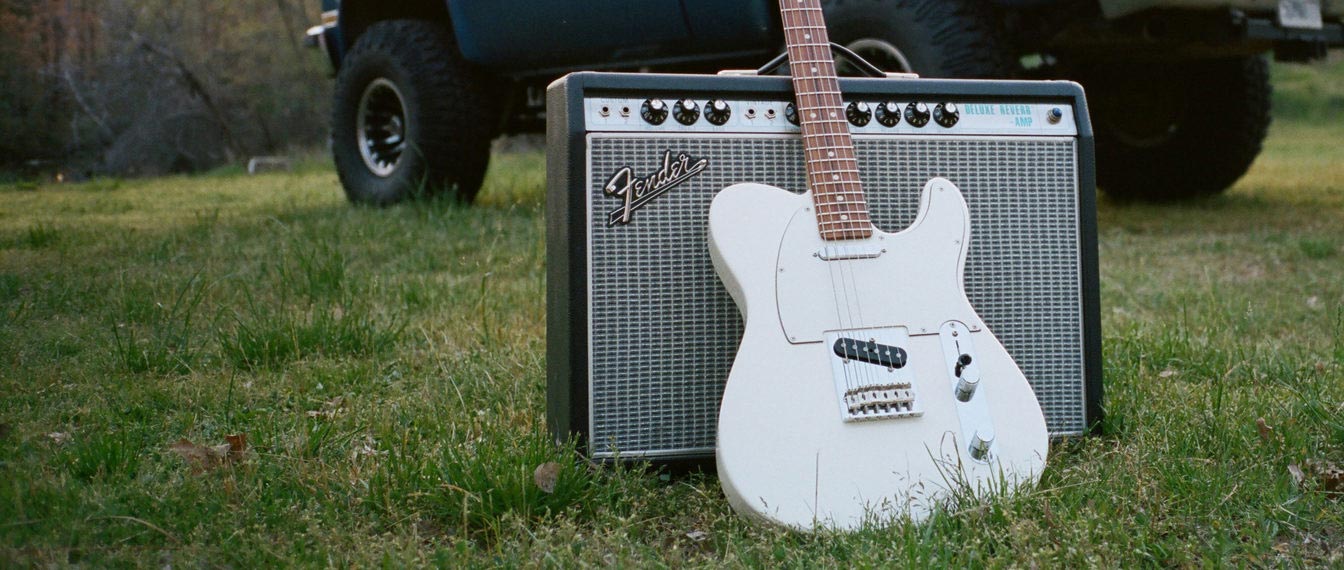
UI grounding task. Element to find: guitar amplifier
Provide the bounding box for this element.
[546,72,1101,463]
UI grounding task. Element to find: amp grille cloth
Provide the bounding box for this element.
[587,135,1083,457]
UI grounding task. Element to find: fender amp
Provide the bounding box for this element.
[546,72,1101,463]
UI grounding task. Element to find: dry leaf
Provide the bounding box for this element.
[170,438,227,473]
[170,436,249,473]
[534,462,561,493]
[225,433,249,461]
[1256,417,1273,443]
[306,397,346,419]
[353,437,384,458]
[1288,464,1306,488]
[1305,460,1343,495]
[685,530,709,542]
[1158,368,1177,378]
[47,431,70,444]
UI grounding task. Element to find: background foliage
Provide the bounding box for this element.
[0,0,328,177]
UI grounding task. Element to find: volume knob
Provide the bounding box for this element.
[704,99,732,125]
[641,99,669,125]
[934,102,960,128]
[785,102,800,126]
[875,101,902,127]
[905,102,931,128]
[673,99,700,125]
[845,101,872,127]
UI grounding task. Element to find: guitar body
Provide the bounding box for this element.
[709,178,1049,529]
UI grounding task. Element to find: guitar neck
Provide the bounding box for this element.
[780,0,873,241]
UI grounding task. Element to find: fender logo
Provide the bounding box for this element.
[604,150,709,226]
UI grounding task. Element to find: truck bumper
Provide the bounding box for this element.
[305,10,342,74]
[1101,0,1344,19]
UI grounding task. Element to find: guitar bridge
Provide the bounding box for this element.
[827,328,922,422]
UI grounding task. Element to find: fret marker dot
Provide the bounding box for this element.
[837,196,845,202]
[828,151,835,157]
[810,112,817,119]
[811,67,818,73]
[841,214,850,221]
[804,34,811,40]
[830,111,837,118]
[832,174,839,180]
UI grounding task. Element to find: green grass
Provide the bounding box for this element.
[2,63,1343,566]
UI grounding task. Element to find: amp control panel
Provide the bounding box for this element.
[583,97,1078,137]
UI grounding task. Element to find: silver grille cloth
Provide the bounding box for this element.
[587,135,1084,458]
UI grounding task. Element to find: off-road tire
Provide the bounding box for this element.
[822,0,1011,78]
[332,19,498,205]
[1085,56,1272,201]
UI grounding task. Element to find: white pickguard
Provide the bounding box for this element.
[709,178,1049,530]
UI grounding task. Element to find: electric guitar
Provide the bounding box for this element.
[708,0,1049,530]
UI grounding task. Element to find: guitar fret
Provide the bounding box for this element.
[779,0,876,241]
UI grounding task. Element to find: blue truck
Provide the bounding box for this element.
[308,0,1343,203]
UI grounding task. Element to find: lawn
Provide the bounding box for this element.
[2,61,1342,566]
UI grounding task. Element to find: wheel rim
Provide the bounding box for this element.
[356,78,407,177]
[843,39,913,74]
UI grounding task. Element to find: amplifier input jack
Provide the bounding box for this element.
[765,108,777,120]
[745,108,757,119]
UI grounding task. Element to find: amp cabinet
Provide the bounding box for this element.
[546,72,1101,463]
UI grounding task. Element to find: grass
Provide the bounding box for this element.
[2,62,1343,566]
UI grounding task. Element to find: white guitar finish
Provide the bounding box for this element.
[709,178,1049,529]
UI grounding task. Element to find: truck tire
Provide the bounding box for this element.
[332,19,497,205]
[1085,56,1272,201]
[822,0,1010,78]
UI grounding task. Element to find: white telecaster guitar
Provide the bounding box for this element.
[709,0,1049,530]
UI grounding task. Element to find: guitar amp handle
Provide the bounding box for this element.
[716,42,918,79]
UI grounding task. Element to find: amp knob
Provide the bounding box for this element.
[934,102,960,128]
[845,101,872,127]
[904,102,931,128]
[673,99,700,125]
[785,102,800,126]
[704,99,732,125]
[875,101,902,127]
[640,99,669,125]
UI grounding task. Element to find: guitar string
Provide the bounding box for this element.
[784,17,856,396]
[786,6,877,397]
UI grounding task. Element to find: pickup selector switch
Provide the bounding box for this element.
[640,99,669,125]
[704,99,732,125]
[875,101,902,127]
[673,99,700,125]
[934,102,960,128]
[845,101,872,127]
[904,102,931,128]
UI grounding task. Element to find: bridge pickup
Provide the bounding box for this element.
[827,328,922,422]
[833,337,908,369]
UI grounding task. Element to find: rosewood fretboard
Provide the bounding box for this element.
[780,0,872,241]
